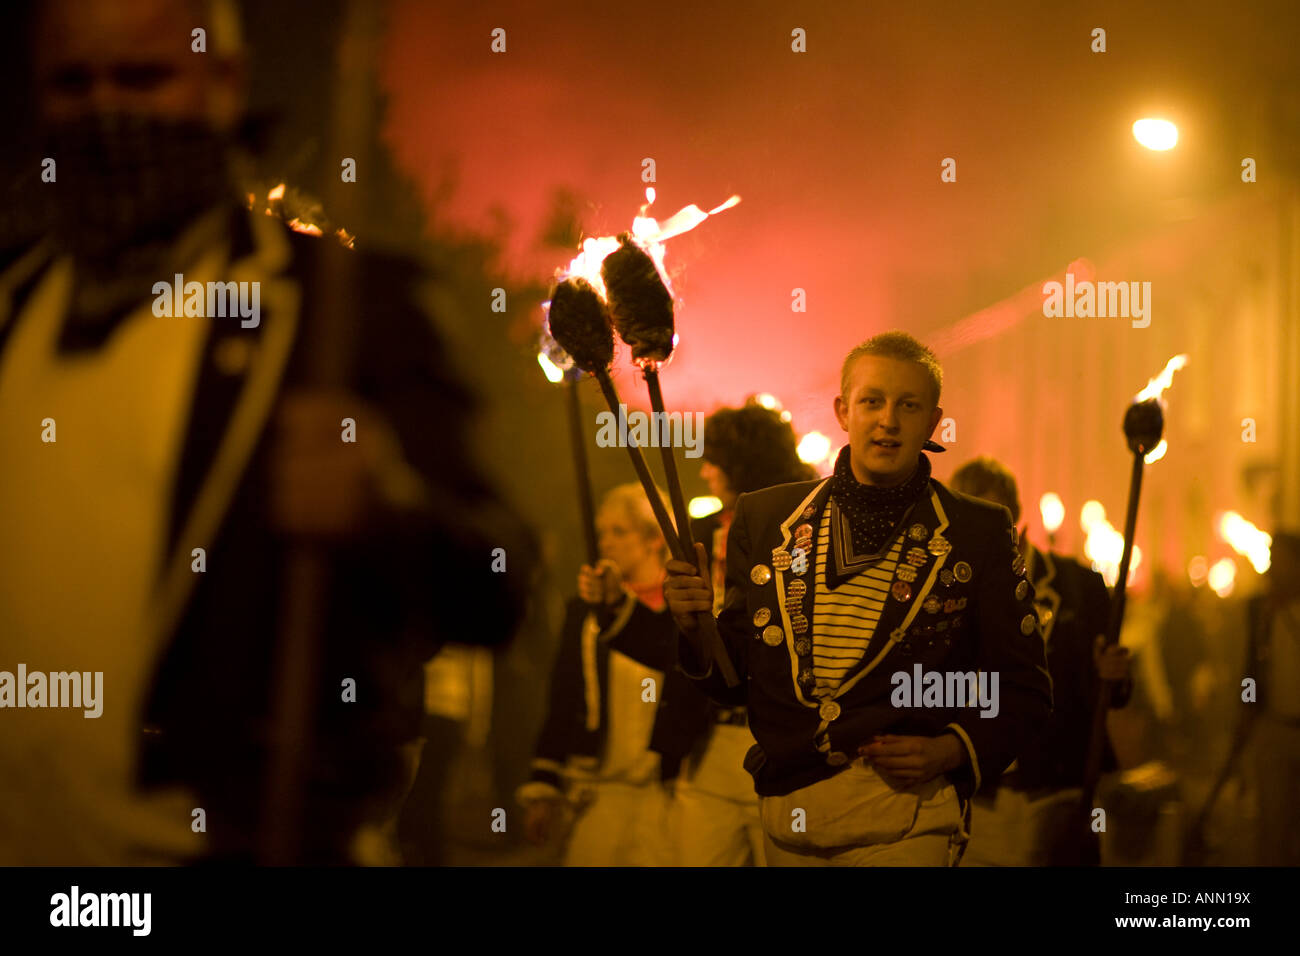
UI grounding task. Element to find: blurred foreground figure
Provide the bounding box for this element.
[664,333,1052,866]
[518,485,676,866]
[949,457,1131,866]
[0,0,533,863]
[650,403,814,866]
[1246,531,1300,866]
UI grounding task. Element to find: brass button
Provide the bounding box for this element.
[819,700,842,722]
[750,564,772,585]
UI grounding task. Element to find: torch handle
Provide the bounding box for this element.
[1081,449,1146,805]
[593,370,684,559]
[594,370,739,686]
[643,369,696,552]
[566,378,600,566]
[642,370,738,686]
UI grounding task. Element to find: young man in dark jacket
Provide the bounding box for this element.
[664,331,1052,866]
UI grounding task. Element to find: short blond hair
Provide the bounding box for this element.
[840,331,943,407]
[599,482,671,547]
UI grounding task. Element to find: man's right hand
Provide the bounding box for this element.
[578,560,623,605]
[664,541,715,634]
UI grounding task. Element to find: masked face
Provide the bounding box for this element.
[34,0,244,270]
[42,113,232,268]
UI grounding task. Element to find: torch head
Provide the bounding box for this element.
[601,233,675,365]
[547,278,614,374]
[1123,398,1165,455]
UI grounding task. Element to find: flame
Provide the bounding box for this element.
[535,316,578,383]
[558,189,742,302]
[1082,501,1141,586]
[1217,511,1271,573]
[1136,354,1189,403]
[797,431,832,465]
[1188,555,1208,588]
[1143,438,1169,464]
[268,182,286,202]
[688,495,723,519]
[1208,558,1236,597]
[285,218,322,237]
[1080,500,1107,534]
[537,351,564,384]
[561,235,623,299]
[1039,493,1065,534]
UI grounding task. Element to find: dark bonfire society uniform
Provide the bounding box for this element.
[677,451,1053,865]
[519,592,677,866]
[965,545,1130,866]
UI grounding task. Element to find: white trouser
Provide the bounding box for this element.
[563,781,674,867]
[963,786,1083,866]
[758,759,967,867]
[675,724,765,866]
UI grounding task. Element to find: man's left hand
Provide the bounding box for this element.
[858,733,964,788]
[1093,635,1132,682]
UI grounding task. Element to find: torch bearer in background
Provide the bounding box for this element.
[1080,355,1189,815]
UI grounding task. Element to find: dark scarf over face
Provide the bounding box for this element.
[41,113,234,350]
[825,446,932,589]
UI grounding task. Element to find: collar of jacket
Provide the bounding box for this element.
[765,479,953,709]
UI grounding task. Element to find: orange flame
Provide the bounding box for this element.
[1135,354,1189,403]
[558,187,742,302]
[267,183,286,202]
[285,218,322,237]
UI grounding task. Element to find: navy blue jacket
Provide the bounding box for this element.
[677,475,1053,801]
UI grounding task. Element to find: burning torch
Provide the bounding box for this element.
[1080,354,1188,808]
[544,190,742,685]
